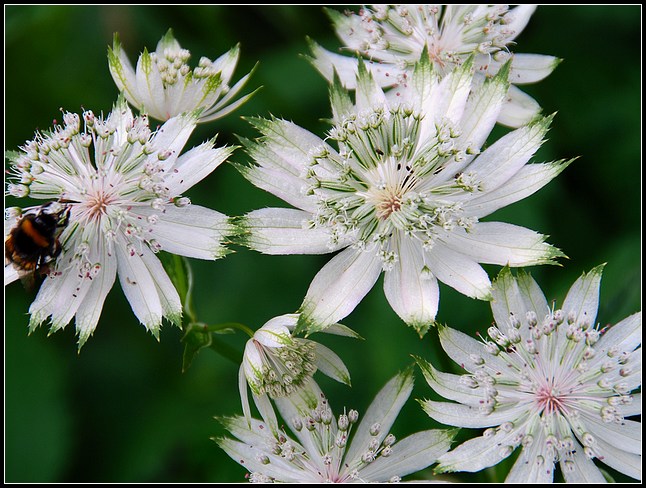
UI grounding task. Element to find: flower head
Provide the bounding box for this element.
[417,265,642,482]
[239,314,357,432]
[219,368,455,482]
[5,98,235,347]
[239,54,569,336]
[310,5,561,128]
[108,29,258,123]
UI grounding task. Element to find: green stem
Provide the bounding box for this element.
[209,336,243,364]
[207,322,255,338]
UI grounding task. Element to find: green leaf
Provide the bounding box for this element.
[159,253,196,323]
[181,322,212,373]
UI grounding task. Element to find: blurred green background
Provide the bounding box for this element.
[4,5,640,483]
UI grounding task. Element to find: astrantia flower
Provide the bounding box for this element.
[239,54,569,336]
[417,266,642,482]
[219,368,455,482]
[239,313,356,432]
[310,5,561,128]
[5,98,235,347]
[108,28,257,123]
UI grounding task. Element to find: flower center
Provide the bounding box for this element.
[535,383,567,416]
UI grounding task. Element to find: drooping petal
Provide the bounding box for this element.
[561,264,605,329]
[358,429,455,481]
[427,243,492,300]
[240,207,346,255]
[311,341,351,385]
[496,84,542,128]
[444,222,564,267]
[344,368,414,467]
[297,247,382,334]
[383,236,439,334]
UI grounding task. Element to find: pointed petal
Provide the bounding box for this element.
[218,415,274,446]
[238,365,253,428]
[253,392,280,436]
[216,436,308,482]
[239,207,346,255]
[151,112,197,168]
[307,41,361,88]
[345,369,414,467]
[595,311,641,355]
[437,324,510,375]
[445,222,564,267]
[421,399,526,429]
[562,264,605,329]
[75,241,118,347]
[491,267,529,331]
[236,164,317,214]
[457,70,508,156]
[115,238,163,335]
[592,435,642,480]
[428,243,492,300]
[505,428,555,483]
[138,245,182,326]
[496,85,542,128]
[165,141,234,195]
[107,34,140,107]
[134,204,233,260]
[507,53,561,84]
[359,429,455,481]
[415,356,483,407]
[4,264,20,286]
[560,441,607,483]
[298,247,382,333]
[582,413,641,455]
[355,58,387,112]
[384,237,439,334]
[436,425,522,473]
[465,160,573,218]
[505,5,537,41]
[467,114,551,192]
[135,48,166,119]
[312,341,351,385]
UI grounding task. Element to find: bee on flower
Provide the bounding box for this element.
[5,98,236,348]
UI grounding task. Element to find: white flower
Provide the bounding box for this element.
[239,54,569,336]
[219,368,455,482]
[239,313,357,433]
[309,5,561,128]
[108,28,257,123]
[417,265,642,482]
[5,98,236,347]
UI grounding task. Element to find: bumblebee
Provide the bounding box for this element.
[5,203,70,281]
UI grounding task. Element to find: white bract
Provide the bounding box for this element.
[239,313,356,433]
[417,266,642,482]
[240,54,568,336]
[5,98,235,347]
[108,28,257,123]
[310,4,561,128]
[220,368,455,482]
